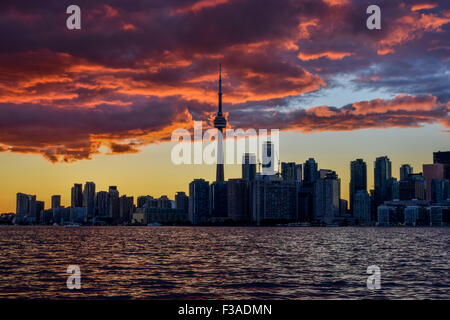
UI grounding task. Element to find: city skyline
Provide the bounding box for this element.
[0,0,449,213]
[7,150,450,227]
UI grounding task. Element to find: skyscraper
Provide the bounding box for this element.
[374,156,392,203]
[95,191,109,217]
[175,192,189,214]
[16,193,37,222]
[242,153,256,181]
[281,162,302,182]
[251,177,297,225]
[82,182,96,218]
[227,179,250,222]
[313,171,340,225]
[213,65,226,182]
[51,195,61,209]
[119,195,134,224]
[189,179,210,225]
[109,186,120,223]
[353,190,371,225]
[209,182,228,218]
[423,164,445,201]
[433,151,450,165]
[431,179,450,203]
[350,159,367,215]
[304,158,318,183]
[261,140,276,176]
[400,164,413,181]
[71,184,83,207]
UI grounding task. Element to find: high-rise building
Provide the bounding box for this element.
[374,156,392,203]
[433,151,450,165]
[261,140,276,176]
[281,162,302,182]
[209,182,228,218]
[298,187,314,222]
[423,164,445,201]
[400,164,413,181]
[251,177,297,224]
[242,153,257,181]
[304,158,318,183]
[71,184,83,207]
[353,190,371,225]
[189,179,210,225]
[227,179,250,222]
[137,195,153,208]
[16,193,37,221]
[109,186,120,222]
[51,195,61,209]
[156,196,172,209]
[350,159,367,215]
[386,177,399,200]
[83,182,96,218]
[399,173,425,200]
[313,171,340,224]
[431,179,450,203]
[175,192,189,214]
[95,191,109,217]
[119,195,134,224]
[430,206,443,226]
[213,65,226,182]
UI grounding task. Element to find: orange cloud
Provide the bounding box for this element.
[297,51,354,61]
[411,3,438,11]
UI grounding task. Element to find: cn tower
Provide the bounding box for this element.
[213,65,226,182]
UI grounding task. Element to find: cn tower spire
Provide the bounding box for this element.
[218,64,223,116]
[213,64,226,182]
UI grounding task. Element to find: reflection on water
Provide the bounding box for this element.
[0,226,448,299]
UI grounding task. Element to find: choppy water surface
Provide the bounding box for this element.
[0,226,448,299]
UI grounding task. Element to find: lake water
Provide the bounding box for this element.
[0,226,448,299]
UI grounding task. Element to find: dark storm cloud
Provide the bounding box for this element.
[0,0,448,161]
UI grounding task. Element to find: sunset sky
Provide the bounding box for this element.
[0,0,449,212]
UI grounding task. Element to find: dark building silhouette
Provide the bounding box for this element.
[374,156,392,204]
[431,179,450,203]
[433,151,450,165]
[51,195,61,209]
[242,153,256,181]
[400,164,413,181]
[350,159,367,215]
[227,179,250,222]
[298,186,314,222]
[313,171,340,224]
[303,158,318,183]
[95,191,109,217]
[261,140,276,175]
[399,173,425,200]
[209,182,228,218]
[251,177,297,224]
[109,186,120,222]
[386,177,399,200]
[137,195,153,208]
[71,184,83,207]
[175,192,189,214]
[36,200,45,224]
[281,162,302,182]
[189,179,210,225]
[119,195,134,223]
[83,182,95,218]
